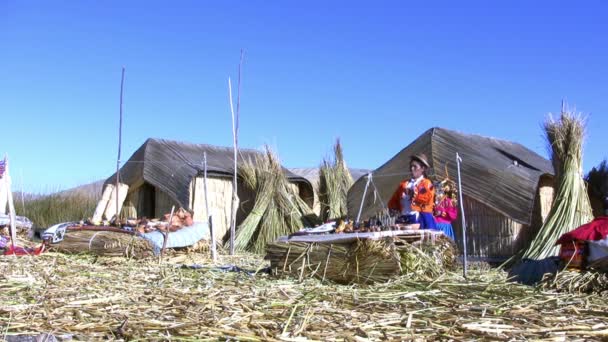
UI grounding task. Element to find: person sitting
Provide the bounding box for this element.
[388,153,436,229]
[433,179,458,240]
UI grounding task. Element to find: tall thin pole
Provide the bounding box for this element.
[228,78,237,255]
[203,152,217,261]
[456,153,467,278]
[116,67,125,221]
[6,157,17,249]
[356,173,372,225]
[228,50,244,255]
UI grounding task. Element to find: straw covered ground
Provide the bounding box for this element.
[1,252,608,341]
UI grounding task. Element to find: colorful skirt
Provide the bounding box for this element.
[435,222,455,240]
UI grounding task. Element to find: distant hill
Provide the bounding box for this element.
[59,180,104,199]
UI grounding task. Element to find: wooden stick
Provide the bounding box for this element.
[228,50,244,255]
[228,78,237,255]
[202,152,217,261]
[160,206,175,258]
[116,67,125,220]
[456,152,467,278]
[5,156,17,249]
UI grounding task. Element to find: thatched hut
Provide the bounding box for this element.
[347,127,555,260]
[289,167,370,216]
[94,138,314,242]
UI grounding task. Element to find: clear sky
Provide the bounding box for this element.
[1,1,607,193]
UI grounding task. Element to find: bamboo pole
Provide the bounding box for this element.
[228,78,238,255]
[116,67,125,220]
[203,152,217,261]
[160,205,175,259]
[5,157,17,249]
[228,50,244,255]
[356,173,372,225]
[456,152,467,278]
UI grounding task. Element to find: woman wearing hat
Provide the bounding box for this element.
[388,153,437,229]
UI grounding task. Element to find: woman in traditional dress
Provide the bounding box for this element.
[388,153,436,229]
[433,180,458,240]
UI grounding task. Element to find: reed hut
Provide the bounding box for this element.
[94,138,314,242]
[347,127,555,260]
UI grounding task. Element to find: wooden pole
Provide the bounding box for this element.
[355,173,372,225]
[456,152,467,278]
[228,78,237,255]
[228,50,244,255]
[160,205,175,259]
[4,156,17,249]
[203,152,217,261]
[116,67,125,222]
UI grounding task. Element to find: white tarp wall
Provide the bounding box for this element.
[92,184,115,223]
[0,157,17,244]
[0,176,6,215]
[101,183,129,221]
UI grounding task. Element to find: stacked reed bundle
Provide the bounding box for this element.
[266,239,400,284]
[50,230,155,259]
[266,235,456,284]
[234,148,319,254]
[516,109,593,262]
[397,235,458,278]
[319,139,353,221]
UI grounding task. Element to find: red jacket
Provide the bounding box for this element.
[388,178,435,213]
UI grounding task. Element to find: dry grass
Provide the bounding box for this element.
[2,251,608,341]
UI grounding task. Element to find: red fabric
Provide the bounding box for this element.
[4,244,45,256]
[556,217,608,245]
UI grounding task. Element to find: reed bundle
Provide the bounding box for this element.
[266,239,401,284]
[518,110,593,261]
[319,139,353,221]
[397,235,457,279]
[235,148,319,254]
[50,230,155,259]
[266,235,457,284]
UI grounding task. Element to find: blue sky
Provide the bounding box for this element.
[1,1,607,193]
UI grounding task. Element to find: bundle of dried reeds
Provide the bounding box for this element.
[50,230,155,259]
[518,109,593,261]
[397,235,458,279]
[266,235,456,284]
[319,139,353,221]
[235,148,319,254]
[266,239,401,284]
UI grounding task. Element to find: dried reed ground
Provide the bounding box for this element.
[1,252,608,341]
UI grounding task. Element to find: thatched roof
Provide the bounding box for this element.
[289,168,371,192]
[105,138,313,210]
[347,127,554,225]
